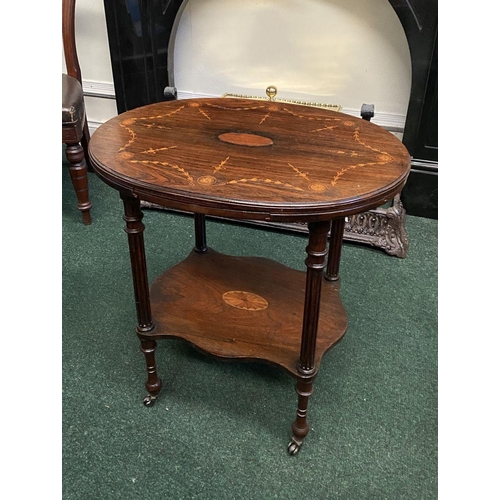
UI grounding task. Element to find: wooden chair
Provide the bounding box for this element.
[62,0,92,225]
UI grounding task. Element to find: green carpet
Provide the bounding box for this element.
[62,159,438,499]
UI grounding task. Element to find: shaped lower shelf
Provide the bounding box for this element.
[147,248,348,376]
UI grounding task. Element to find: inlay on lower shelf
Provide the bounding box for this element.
[89,97,410,455]
[148,249,348,375]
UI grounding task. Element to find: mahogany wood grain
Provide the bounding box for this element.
[146,248,348,377]
[89,98,411,222]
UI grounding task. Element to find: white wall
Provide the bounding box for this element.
[62,0,117,132]
[173,0,411,125]
[66,0,411,134]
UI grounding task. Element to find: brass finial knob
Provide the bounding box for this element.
[266,86,278,102]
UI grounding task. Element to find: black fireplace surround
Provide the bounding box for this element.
[102,0,437,218]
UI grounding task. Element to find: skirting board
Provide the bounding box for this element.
[87,120,102,136]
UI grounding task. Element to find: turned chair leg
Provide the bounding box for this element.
[65,142,92,225]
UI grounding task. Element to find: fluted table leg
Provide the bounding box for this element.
[289,219,330,455]
[121,193,162,406]
[325,217,345,282]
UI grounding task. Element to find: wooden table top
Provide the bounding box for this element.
[89,98,411,222]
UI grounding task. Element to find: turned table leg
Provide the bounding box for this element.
[121,193,162,406]
[325,217,345,282]
[289,219,330,455]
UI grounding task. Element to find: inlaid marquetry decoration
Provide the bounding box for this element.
[90,96,409,208]
[222,291,269,311]
[218,132,274,147]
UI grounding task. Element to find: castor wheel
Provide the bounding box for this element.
[287,440,302,456]
[143,395,157,407]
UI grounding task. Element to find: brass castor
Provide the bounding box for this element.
[287,439,302,456]
[143,395,157,407]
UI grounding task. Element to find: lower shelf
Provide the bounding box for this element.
[148,248,348,376]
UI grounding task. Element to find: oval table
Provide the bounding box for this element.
[89,98,411,455]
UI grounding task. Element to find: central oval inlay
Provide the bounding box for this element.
[222,291,269,311]
[218,132,274,147]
